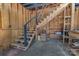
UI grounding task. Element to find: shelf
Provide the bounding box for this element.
[63,30,69,32]
[64,22,71,25]
[64,29,70,31]
[64,16,71,18]
[71,30,79,33]
[71,48,79,56]
[69,31,79,39]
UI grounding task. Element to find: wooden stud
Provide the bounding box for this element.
[71,3,75,30]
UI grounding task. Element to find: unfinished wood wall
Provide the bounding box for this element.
[0,3,32,50]
[0,4,11,51]
[0,3,74,50]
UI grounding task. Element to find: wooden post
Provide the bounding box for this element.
[71,3,75,30]
[63,7,66,44]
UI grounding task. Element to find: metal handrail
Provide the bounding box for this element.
[24,10,44,46]
[23,4,57,46]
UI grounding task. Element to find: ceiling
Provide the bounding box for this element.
[22,3,49,10]
[75,3,79,7]
[22,3,79,10]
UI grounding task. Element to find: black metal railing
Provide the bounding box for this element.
[23,4,57,46]
[23,11,44,46]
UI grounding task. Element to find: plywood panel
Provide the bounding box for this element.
[0,4,12,51]
[10,3,17,29]
[1,4,10,29]
[18,4,23,29]
[10,4,18,42]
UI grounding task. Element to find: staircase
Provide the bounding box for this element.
[11,12,43,51]
[11,3,69,51]
[36,3,69,29]
[11,31,35,51]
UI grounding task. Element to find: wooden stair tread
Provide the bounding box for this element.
[11,43,28,51]
[15,39,24,43]
[11,31,35,51]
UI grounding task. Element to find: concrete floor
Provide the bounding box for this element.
[3,39,72,56]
